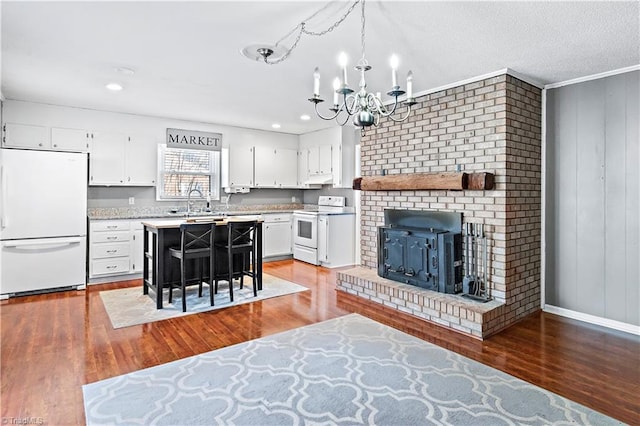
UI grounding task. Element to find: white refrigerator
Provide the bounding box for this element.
[0,148,87,296]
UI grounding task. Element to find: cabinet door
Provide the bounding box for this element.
[126,135,157,186]
[264,221,292,257]
[308,145,332,176]
[308,146,320,175]
[273,148,298,187]
[318,145,332,175]
[130,229,144,273]
[228,146,254,187]
[253,146,276,187]
[51,127,89,152]
[317,216,329,262]
[3,123,48,149]
[297,149,308,186]
[89,132,126,185]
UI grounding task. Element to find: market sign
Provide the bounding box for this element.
[166,128,222,151]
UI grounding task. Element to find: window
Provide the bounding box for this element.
[157,144,220,200]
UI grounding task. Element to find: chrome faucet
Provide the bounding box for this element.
[186,188,203,217]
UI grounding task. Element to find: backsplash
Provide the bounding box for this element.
[88,203,305,220]
[87,186,305,209]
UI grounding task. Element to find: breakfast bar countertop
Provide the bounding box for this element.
[141,215,263,229]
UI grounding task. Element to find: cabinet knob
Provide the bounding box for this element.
[38,143,43,147]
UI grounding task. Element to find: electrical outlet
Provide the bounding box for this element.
[128,197,135,205]
[291,196,296,203]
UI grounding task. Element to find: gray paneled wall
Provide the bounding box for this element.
[545,70,639,326]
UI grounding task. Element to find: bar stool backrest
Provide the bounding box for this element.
[179,223,215,256]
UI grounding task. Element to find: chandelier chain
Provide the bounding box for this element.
[360,0,366,62]
[302,0,360,37]
[264,0,361,65]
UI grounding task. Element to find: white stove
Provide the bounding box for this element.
[293,196,355,267]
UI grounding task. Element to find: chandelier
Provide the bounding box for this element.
[244,0,416,130]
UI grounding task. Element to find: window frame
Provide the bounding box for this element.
[156,144,221,201]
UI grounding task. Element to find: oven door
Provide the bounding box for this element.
[293,213,318,249]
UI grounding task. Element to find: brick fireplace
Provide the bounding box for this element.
[336,72,542,339]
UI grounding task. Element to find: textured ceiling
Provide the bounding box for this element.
[2,1,638,134]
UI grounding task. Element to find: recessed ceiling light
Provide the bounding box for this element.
[271,123,281,129]
[105,82,123,91]
[300,114,311,121]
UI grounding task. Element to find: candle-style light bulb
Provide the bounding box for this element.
[333,77,341,106]
[338,52,348,86]
[313,67,320,97]
[390,54,399,87]
[406,70,413,99]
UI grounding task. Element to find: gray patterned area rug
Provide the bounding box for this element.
[83,314,619,425]
[100,273,308,329]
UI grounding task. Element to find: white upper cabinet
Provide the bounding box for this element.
[90,132,127,185]
[308,144,332,176]
[298,126,357,188]
[3,123,48,149]
[333,127,358,188]
[90,132,157,186]
[125,134,157,186]
[51,127,90,152]
[227,146,254,187]
[254,146,298,188]
[274,148,298,187]
[2,123,89,152]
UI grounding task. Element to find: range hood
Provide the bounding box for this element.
[304,174,333,185]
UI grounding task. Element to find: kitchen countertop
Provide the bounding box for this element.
[88,203,307,220]
[141,214,263,229]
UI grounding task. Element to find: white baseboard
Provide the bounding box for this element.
[544,305,640,336]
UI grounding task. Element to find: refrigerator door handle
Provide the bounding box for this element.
[3,237,82,250]
[0,165,6,229]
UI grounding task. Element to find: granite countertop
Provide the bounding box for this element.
[88,203,307,220]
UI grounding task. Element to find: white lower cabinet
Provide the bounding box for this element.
[130,222,144,273]
[89,219,144,280]
[262,213,293,258]
[317,214,355,268]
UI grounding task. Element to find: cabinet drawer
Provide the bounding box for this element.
[92,242,130,259]
[91,258,130,276]
[92,231,130,243]
[263,213,292,223]
[91,221,130,232]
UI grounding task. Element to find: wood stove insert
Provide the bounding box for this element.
[377,210,463,294]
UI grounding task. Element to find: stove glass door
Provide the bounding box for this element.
[293,214,318,248]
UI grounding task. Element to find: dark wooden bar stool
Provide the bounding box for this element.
[168,223,216,312]
[215,220,259,302]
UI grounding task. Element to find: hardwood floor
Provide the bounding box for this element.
[1,259,639,425]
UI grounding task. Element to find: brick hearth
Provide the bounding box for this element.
[337,267,505,338]
[338,72,542,339]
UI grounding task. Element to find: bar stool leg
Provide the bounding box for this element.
[228,250,234,302]
[181,257,187,313]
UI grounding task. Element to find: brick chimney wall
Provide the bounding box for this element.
[356,73,542,336]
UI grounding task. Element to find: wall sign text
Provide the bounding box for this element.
[166,128,222,151]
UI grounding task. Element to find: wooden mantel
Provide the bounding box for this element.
[352,172,494,191]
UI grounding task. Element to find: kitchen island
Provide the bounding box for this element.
[141,216,263,309]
